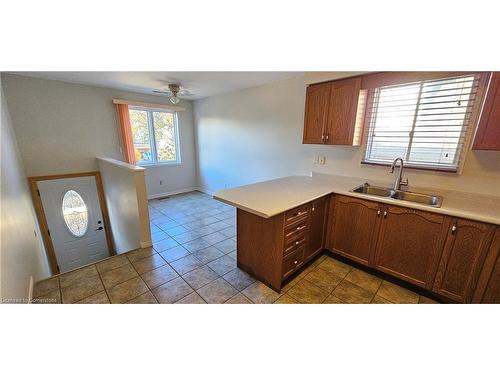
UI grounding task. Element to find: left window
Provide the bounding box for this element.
[128,107,180,165]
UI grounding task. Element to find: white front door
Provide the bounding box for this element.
[38,176,109,273]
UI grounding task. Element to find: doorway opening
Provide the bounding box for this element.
[29,172,114,275]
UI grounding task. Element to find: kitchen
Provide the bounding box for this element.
[208,72,500,304]
[2,1,499,374]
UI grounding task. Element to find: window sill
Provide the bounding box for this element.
[138,162,182,168]
[361,161,458,173]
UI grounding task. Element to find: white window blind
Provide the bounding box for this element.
[362,74,483,171]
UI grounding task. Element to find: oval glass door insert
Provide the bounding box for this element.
[62,190,89,237]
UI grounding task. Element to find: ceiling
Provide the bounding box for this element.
[12,71,305,100]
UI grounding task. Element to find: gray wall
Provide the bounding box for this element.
[2,74,197,198]
[1,77,50,302]
[194,76,500,196]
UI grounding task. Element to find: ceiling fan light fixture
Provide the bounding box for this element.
[170,96,180,105]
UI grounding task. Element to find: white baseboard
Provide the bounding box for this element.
[148,187,197,200]
[196,187,215,196]
[140,240,153,248]
[28,276,34,304]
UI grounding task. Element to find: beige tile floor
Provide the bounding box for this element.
[33,191,438,304]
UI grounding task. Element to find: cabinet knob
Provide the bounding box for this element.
[293,260,298,265]
[383,210,387,218]
[295,241,299,245]
[451,224,457,233]
[377,209,381,217]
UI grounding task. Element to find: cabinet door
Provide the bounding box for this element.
[304,196,329,262]
[327,196,381,266]
[473,228,500,303]
[473,72,500,150]
[303,82,331,144]
[433,219,495,303]
[373,205,449,288]
[325,76,362,145]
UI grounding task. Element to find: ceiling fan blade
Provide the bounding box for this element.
[153,89,171,95]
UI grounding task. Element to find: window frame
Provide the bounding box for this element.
[360,73,489,173]
[129,106,181,166]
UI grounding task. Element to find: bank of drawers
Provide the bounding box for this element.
[282,204,310,279]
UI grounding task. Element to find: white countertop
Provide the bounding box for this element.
[213,174,500,225]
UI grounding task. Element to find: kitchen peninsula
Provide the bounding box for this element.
[214,174,500,303]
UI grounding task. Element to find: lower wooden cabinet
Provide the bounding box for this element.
[373,205,449,289]
[473,228,500,303]
[237,191,498,301]
[433,219,495,303]
[237,195,330,292]
[304,196,329,262]
[327,196,381,266]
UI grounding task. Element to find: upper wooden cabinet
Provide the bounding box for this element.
[303,76,362,145]
[303,82,332,144]
[473,72,500,150]
[327,196,381,266]
[433,219,495,303]
[373,205,449,289]
[325,77,362,145]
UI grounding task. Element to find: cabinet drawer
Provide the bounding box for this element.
[284,235,307,257]
[282,249,304,280]
[284,219,308,243]
[285,205,309,226]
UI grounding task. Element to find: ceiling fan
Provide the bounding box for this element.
[153,83,192,104]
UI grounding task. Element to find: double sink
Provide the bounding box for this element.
[351,183,443,208]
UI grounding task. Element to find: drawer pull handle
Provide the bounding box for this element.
[296,225,306,231]
[293,260,298,265]
[295,241,300,245]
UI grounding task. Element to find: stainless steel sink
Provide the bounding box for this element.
[391,190,443,207]
[351,184,394,198]
[351,183,443,208]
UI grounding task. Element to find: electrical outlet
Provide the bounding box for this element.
[319,156,326,165]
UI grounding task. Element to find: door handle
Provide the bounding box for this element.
[95,226,103,231]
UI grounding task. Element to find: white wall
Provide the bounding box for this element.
[194,75,500,197]
[1,74,197,198]
[1,78,50,302]
[97,158,151,253]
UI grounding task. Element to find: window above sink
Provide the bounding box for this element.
[361,74,488,172]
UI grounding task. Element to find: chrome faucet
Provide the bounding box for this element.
[390,157,408,191]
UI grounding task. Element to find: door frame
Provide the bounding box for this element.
[28,171,114,275]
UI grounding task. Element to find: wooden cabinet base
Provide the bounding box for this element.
[236,209,285,292]
[236,194,498,302]
[236,196,330,292]
[473,228,500,303]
